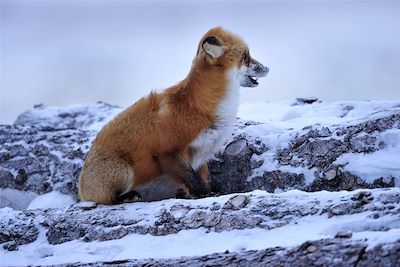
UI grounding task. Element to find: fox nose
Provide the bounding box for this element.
[264,66,269,75]
[254,64,269,77]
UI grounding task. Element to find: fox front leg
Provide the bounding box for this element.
[157,152,209,198]
[197,163,220,197]
[196,163,211,192]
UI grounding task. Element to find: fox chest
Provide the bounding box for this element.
[189,122,233,170]
[189,89,240,170]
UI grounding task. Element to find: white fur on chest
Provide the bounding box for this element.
[190,68,240,170]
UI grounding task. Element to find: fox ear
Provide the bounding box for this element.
[202,36,224,58]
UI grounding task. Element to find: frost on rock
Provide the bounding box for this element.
[14,102,122,131]
[1,101,399,201]
[0,208,39,251]
[0,125,93,200]
[211,110,400,194]
[0,189,399,265]
[0,100,400,265]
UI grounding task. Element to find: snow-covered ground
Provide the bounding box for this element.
[5,99,399,205]
[237,99,400,186]
[1,99,400,266]
[2,99,400,208]
[238,99,399,128]
[1,189,400,266]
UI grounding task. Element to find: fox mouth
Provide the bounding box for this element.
[248,76,259,86]
[239,63,269,88]
[241,75,261,88]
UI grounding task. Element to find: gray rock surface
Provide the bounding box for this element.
[0,208,39,251]
[0,125,92,198]
[212,110,400,194]
[1,101,400,266]
[0,188,398,246]
[1,188,399,265]
[2,102,399,203]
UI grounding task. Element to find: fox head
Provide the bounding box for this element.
[195,27,269,87]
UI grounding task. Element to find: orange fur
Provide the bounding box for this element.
[78,27,267,204]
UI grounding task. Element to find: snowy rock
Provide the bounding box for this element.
[1,100,400,265]
[0,125,93,205]
[291,96,320,105]
[0,189,399,265]
[75,201,98,210]
[323,169,337,180]
[0,208,39,251]
[335,231,353,238]
[223,195,249,210]
[224,138,247,156]
[1,101,399,205]
[14,102,121,131]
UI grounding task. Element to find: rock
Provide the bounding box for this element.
[0,125,93,197]
[328,202,353,217]
[170,205,190,220]
[324,169,337,181]
[0,208,39,251]
[307,245,317,253]
[14,102,121,130]
[75,201,98,210]
[1,101,400,266]
[351,191,373,205]
[335,231,353,238]
[2,103,399,201]
[1,189,398,250]
[292,97,320,105]
[223,195,249,210]
[225,139,247,156]
[15,169,28,185]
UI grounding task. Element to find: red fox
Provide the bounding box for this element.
[78,27,268,204]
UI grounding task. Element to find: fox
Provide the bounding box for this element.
[78,27,269,204]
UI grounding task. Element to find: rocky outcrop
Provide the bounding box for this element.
[213,110,399,194]
[0,125,92,198]
[1,188,399,265]
[1,101,399,203]
[1,100,399,266]
[14,102,121,131]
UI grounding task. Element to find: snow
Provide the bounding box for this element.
[0,188,38,211]
[238,100,400,129]
[27,191,76,210]
[334,147,400,185]
[334,128,400,185]
[236,100,400,184]
[14,102,121,131]
[26,225,325,265]
[353,228,400,250]
[1,100,400,265]
[1,189,399,266]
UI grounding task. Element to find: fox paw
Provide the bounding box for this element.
[117,190,143,203]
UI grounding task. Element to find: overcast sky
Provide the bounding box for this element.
[1,0,400,124]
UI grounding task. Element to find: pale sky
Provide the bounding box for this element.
[1,0,400,124]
